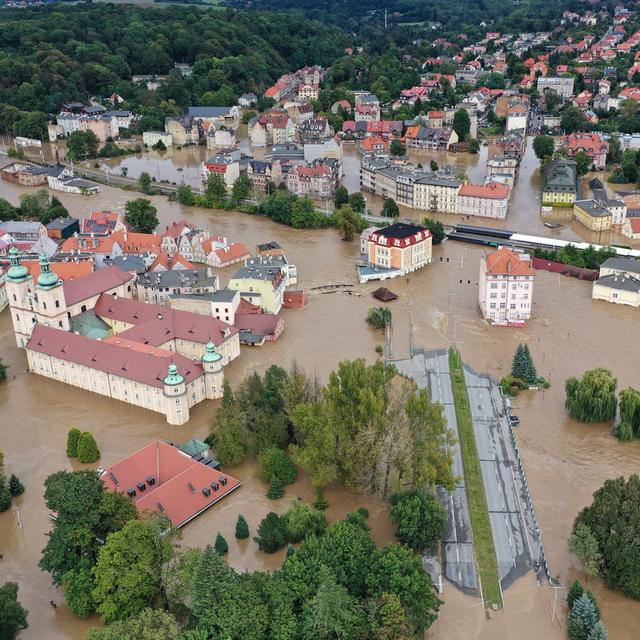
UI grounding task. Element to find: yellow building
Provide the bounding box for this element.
[573,199,612,232]
[227,259,287,314]
[541,157,578,207]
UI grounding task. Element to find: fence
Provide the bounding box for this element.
[498,387,552,583]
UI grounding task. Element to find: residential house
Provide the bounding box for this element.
[47,166,99,194]
[360,223,432,282]
[164,116,200,146]
[537,76,575,98]
[1,163,49,186]
[592,257,640,307]
[287,158,339,198]
[622,217,640,240]
[247,160,282,191]
[573,199,613,231]
[187,106,240,130]
[136,268,219,307]
[61,234,123,267]
[297,118,332,144]
[303,136,343,166]
[205,127,236,151]
[478,247,535,324]
[201,237,251,269]
[506,102,529,131]
[82,211,126,235]
[227,261,287,314]
[458,182,510,219]
[297,84,319,101]
[201,153,240,189]
[565,132,608,170]
[239,93,257,108]
[404,126,458,150]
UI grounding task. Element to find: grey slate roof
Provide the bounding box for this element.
[600,257,640,274]
[188,107,233,118]
[596,273,640,292]
[137,268,217,289]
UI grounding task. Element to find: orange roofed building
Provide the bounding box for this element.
[101,440,241,528]
[478,247,535,325]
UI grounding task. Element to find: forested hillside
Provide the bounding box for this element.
[0,4,347,135]
[225,0,579,36]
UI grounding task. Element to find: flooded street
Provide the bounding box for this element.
[1,161,640,638]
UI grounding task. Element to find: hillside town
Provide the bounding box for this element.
[1,2,640,640]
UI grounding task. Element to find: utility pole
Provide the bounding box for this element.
[550,583,565,624]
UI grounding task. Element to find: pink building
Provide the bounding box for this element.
[478,247,535,325]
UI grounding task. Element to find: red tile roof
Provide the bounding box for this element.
[149,251,194,272]
[111,231,162,254]
[101,440,241,528]
[20,259,93,282]
[61,235,118,254]
[162,220,195,239]
[94,294,239,347]
[63,266,134,306]
[202,239,250,265]
[459,182,510,199]
[27,324,202,388]
[484,247,535,276]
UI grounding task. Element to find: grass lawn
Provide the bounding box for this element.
[448,348,502,608]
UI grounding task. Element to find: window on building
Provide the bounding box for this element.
[500,303,506,309]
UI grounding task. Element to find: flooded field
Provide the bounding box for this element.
[1,175,640,639]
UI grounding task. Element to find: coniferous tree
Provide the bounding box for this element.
[77,432,100,464]
[0,476,11,512]
[567,580,585,609]
[569,593,599,640]
[214,532,228,555]
[511,344,526,379]
[267,478,285,500]
[235,515,249,540]
[522,344,537,383]
[8,474,24,497]
[586,621,608,640]
[254,512,286,553]
[66,427,81,458]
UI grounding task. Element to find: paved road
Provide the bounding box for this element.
[393,350,479,594]
[463,365,534,589]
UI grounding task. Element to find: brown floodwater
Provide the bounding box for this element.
[1,166,639,638]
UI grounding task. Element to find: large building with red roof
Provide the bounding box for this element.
[5,252,231,424]
[478,247,535,325]
[100,440,241,528]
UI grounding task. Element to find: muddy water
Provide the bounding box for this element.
[1,177,640,638]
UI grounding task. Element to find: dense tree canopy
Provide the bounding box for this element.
[0,4,348,122]
[565,368,618,424]
[574,475,640,600]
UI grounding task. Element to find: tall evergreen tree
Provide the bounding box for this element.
[511,344,526,379]
[214,532,228,555]
[66,427,81,457]
[569,593,599,640]
[235,515,249,540]
[586,621,608,640]
[522,344,537,383]
[567,580,585,609]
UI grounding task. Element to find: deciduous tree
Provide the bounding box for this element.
[389,490,447,552]
[124,198,159,234]
[565,368,617,423]
[0,582,28,639]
